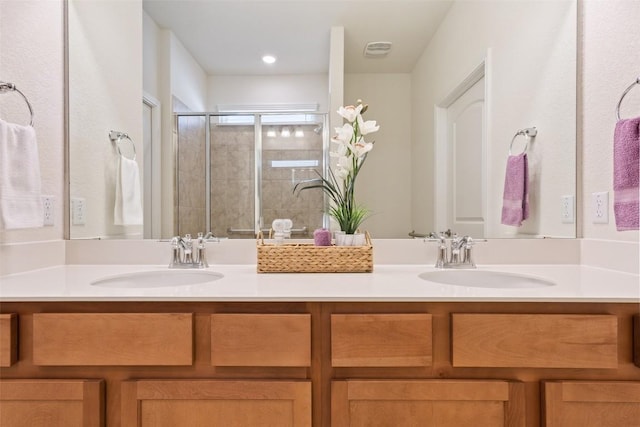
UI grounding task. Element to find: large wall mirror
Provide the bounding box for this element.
[67,0,576,240]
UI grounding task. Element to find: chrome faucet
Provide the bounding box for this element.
[426,232,480,269]
[169,232,210,268]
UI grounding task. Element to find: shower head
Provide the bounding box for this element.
[313,124,323,134]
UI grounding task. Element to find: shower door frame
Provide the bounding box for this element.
[174,111,329,237]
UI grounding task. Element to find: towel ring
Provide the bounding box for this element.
[0,81,34,126]
[616,76,640,120]
[109,130,136,161]
[509,127,537,155]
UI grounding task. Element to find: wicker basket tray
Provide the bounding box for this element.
[256,231,373,273]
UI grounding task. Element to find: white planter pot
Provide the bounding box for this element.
[334,232,366,246]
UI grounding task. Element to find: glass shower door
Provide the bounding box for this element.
[259,116,326,238]
[209,115,256,238]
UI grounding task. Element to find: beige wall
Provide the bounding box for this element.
[580,0,640,242]
[0,0,65,244]
[345,73,412,238]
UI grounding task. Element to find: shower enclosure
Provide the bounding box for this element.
[174,112,328,239]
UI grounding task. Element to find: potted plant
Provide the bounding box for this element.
[294,100,379,245]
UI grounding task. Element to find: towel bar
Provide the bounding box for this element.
[509,127,537,156]
[616,77,640,120]
[109,130,137,161]
[0,81,34,126]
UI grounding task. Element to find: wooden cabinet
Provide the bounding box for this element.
[1,301,639,427]
[33,313,193,366]
[121,380,311,427]
[543,381,640,427]
[331,314,432,367]
[211,313,311,367]
[332,379,525,427]
[452,313,618,368]
[0,313,17,367]
[0,379,104,427]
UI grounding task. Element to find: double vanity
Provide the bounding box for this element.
[1,240,639,426]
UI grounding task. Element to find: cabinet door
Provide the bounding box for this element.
[0,379,103,427]
[0,313,17,366]
[543,381,640,427]
[122,380,311,427]
[634,315,639,368]
[332,380,524,427]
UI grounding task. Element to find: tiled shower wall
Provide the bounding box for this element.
[176,116,207,236]
[209,125,256,238]
[261,125,324,238]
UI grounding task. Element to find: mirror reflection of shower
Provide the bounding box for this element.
[175,111,328,238]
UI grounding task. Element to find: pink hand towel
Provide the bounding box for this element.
[501,153,529,227]
[613,116,640,231]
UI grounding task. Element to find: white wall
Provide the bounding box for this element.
[68,0,143,239]
[0,0,65,244]
[411,0,576,238]
[345,73,412,238]
[170,34,207,112]
[581,0,640,242]
[143,11,161,100]
[207,74,328,112]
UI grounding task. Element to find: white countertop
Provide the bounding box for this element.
[0,264,638,302]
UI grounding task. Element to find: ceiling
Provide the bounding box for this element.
[143,0,454,75]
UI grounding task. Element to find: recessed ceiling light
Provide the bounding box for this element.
[262,55,276,64]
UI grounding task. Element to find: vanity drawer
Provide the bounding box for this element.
[543,381,640,427]
[452,314,618,368]
[0,313,18,367]
[331,313,432,367]
[211,314,311,367]
[33,313,193,366]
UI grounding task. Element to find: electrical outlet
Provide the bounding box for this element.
[71,197,86,225]
[561,195,574,223]
[592,191,609,224]
[42,195,54,226]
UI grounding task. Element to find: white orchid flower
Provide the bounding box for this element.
[335,167,350,180]
[332,123,354,144]
[357,115,380,135]
[338,155,353,171]
[353,138,373,158]
[329,141,349,158]
[337,104,363,123]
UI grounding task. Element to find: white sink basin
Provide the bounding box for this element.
[91,270,224,288]
[418,270,555,289]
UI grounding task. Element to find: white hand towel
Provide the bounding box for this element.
[0,119,43,229]
[114,155,143,225]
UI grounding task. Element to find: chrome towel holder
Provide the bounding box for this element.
[616,76,640,120]
[0,81,34,126]
[109,130,136,161]
[509,127,537,155]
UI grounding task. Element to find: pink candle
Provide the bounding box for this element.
[313,228,332,246]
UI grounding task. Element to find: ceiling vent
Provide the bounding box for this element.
[363,41,392,58]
